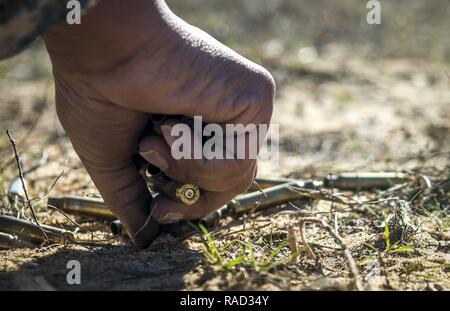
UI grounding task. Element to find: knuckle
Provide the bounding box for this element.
[253,67,277,104]
[234,68,276,125]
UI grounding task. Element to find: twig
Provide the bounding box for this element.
[287,227,299,263]
[288,202,361,214]
[299,216,363,291]
[46,203,111,242]
[290,185,414,210]
[6,129,48,242]
[18,82,50,146]
[44,159,68,198]
[298,220,318,260]
[247,180,268,218]
[212,222,272,238]
[287,186,349,205]
[39,158,109,243]
[22,151,48,176]
[329,173,340,237]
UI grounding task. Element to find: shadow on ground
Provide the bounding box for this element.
[0,242,203,290]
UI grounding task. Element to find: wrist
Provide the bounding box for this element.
[43,0,171,73]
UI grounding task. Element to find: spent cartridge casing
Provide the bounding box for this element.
[141,163,200,206]
[47,196,115,220]
[0,232,19,250]
[250,172,409,192]
[228,181,321,214]
[0,215,74,245]
[144,114,202,205]
[153,180,200,206]
[323,172,408,190]
[110,220,124,236]
[0,232,36,250]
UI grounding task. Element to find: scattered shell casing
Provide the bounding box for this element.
[0,232,36,250]
[141,163,200,206]
[229,181,321,214]
[110,220,125,237]
[109,181,318,240]
[0,215,74,245]
[47,196,115,220]
[250,172,408,192]
[324,172,409,190]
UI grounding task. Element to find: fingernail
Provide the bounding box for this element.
[140,149,169,172]
[156,212,184,224]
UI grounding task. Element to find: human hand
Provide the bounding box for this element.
[43,0,275,248]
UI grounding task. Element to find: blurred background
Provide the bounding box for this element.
[0,0,449,180]
[170,0,450,62]
[170,0,450,176]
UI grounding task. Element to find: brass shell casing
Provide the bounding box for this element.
[0,232,36,250]
[0,215,74,245]
[141,163,201,206]
[175,183,201,206]
[47,196,115,220]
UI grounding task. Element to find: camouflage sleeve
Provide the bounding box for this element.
[0,0,97,60]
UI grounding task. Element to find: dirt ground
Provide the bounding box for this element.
[0,36,449,289]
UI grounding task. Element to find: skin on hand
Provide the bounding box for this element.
[43,0,275,248]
